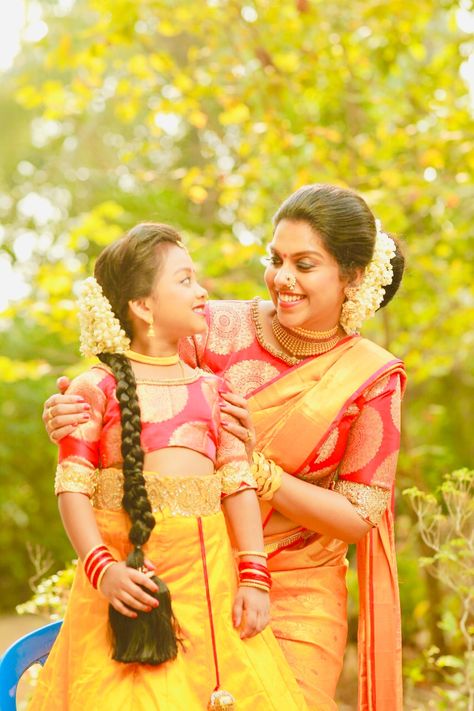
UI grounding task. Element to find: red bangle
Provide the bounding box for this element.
[85,549,114,579]
[83,544,116,590]
[84,544,109,576]
[239,572,272,589]
[238,562,269,575]
[91,557,116,589]
[239,570,271,583]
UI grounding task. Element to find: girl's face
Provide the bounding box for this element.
[146,244,208,341]
[264,219,350,331]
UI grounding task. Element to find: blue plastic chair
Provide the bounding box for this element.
[0,620,62,710]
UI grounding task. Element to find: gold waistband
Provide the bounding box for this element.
[92,468,221,517]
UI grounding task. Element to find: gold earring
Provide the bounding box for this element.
[147,319,155,339]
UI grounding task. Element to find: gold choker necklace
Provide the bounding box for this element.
[125,350,180,365]
[271,316,340,357]
[286,323,339,340]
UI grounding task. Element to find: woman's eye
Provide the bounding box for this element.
[297,262,314,270]
[181,277,191,285]
[262,256,282,266]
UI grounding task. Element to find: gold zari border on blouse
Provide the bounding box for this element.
[92,468,221,517]
[218,461,257,496]
[55,461,98,497]
[334,479,390,526]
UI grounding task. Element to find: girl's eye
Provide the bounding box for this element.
[181,277,191,285]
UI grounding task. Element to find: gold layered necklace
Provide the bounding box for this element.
[250,298,342,365]
[271,315,341,358]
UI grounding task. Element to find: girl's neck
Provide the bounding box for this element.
[130,335,180,358]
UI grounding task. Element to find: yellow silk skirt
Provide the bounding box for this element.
[265,529,349,711]
[29,475,307,711]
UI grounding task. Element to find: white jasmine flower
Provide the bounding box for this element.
[340,221,396,335]
[78,277,130,357]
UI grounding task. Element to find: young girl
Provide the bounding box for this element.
[30,223,307,710]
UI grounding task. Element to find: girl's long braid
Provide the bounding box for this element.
[98,352,181,665]
[98,353,154,566]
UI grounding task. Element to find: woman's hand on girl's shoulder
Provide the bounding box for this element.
[232,585,270,639]
[43,376,89,442]
[99,561,160,618]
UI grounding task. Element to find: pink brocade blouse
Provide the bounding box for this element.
[55,365,256,502]
[180,299,406,526]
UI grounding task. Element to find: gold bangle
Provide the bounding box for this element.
[251,451,283,501]
[236,550,268,559]
[97,561,116,592]
[239,582,270,592]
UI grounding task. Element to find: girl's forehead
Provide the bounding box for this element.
[163,244,195,270]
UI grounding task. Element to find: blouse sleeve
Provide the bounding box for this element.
[54,369,107,498]
[333,370,403,526]
[215,380,257,499]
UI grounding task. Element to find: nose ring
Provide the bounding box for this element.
[283,272,297,291]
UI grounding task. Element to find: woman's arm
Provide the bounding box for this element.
[58,492,159,617]
[270,476,371,543]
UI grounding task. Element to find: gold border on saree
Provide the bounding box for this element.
[264,528,315,554]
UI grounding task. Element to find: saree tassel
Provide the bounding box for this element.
[197,518,236,710]
[208,688,236,709]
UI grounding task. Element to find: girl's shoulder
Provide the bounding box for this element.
[195,368,229,394]
[66,365,115,398]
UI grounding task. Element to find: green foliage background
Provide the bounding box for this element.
[0,0,473,695]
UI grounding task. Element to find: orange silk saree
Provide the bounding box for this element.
[248,337,406,711]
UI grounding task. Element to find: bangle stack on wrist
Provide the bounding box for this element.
[251,452,284,501]
[84,544,116,590]
[238,560,272,592]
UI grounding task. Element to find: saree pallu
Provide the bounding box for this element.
[265,529,348,711]
[29,474,307,711]
[249,338,405,711]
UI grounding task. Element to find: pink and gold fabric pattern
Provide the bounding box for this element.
[55,366,256,503]
[181,299,403,525]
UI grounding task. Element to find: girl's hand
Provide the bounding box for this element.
[232,585,270,639]
[43,377,90,442]
[99,561,160,618]
[220,391,256,459]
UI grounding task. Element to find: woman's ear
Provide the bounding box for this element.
[347,267,364,289]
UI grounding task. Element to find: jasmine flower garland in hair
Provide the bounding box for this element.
[78,277,130,357]
[340,220,396,335]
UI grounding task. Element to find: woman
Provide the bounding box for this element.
[31,223,307,710]
[44,184,406,710]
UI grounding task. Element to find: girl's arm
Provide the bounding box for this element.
[221,489,270,640]
[58,493,160,618]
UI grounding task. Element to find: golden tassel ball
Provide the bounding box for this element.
[208,688,235,709]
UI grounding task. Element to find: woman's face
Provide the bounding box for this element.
[264,219,349,331]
